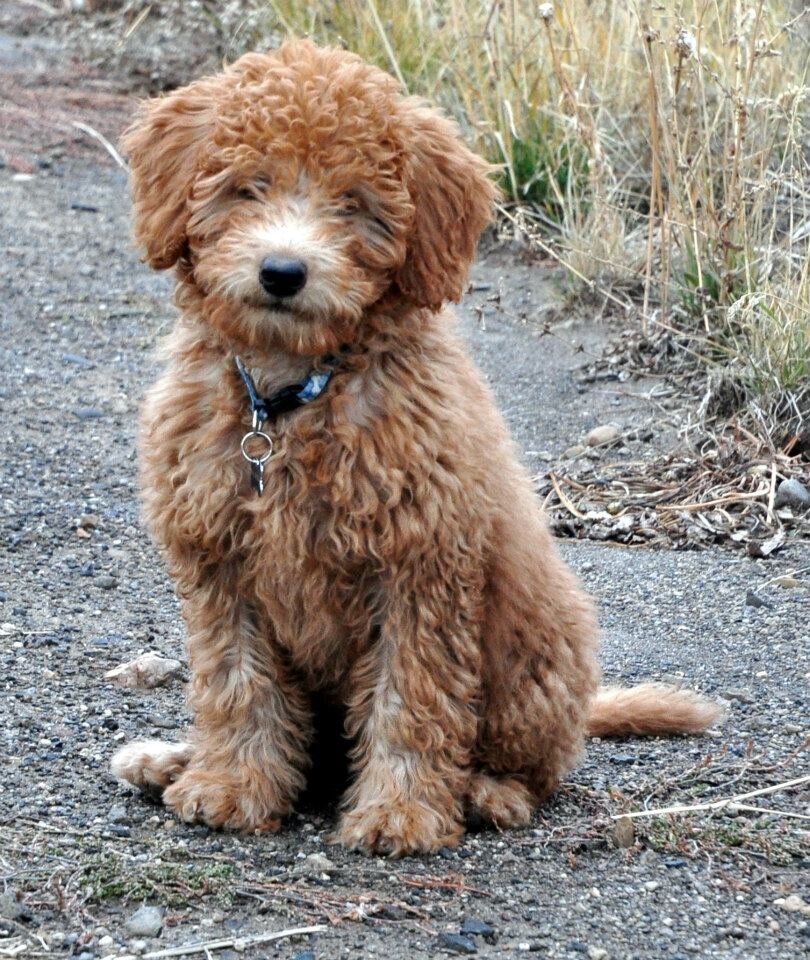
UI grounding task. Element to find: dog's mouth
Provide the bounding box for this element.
[265,299,295,314]
[241,293,303,317]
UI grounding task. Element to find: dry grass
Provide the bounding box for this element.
[242,0,809,445]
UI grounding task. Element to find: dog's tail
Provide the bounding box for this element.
[587,683,722,738]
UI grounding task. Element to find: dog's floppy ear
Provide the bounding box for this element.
[394,100,499,309]
[120,78,219,270]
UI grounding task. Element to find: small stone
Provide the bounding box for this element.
[744,590,771,609]
[644,881,660,892]
[291,953,316,960]
[129,940,147,955]
[302,852,335,873]
[125,905,164,938]
[588,948,608,960]
[662,857,687,868]
[98,936,113,947]
[610,817,634,849]
[62,352,93,367]
[585,424,621,447]
[78,514,99,529]
[0,891,33,923]
[724,687,754,704]
[75,407,105,420]
[380,904,408,920]
[460,918,496,941]
[563,444,586,459]
[105,652,183,689]
[97,576,118,590]
[774,894,810,916]
[774,478,810,510]
[438,932,477,954]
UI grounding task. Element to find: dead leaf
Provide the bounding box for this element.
[747,529,786,558]
[772,575,801,588]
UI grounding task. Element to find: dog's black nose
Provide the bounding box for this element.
[259,257,308,298]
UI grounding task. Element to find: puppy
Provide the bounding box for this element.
[111,40,720,855]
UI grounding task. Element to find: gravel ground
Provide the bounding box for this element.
[1,15,809,960]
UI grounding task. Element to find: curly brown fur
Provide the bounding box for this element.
[111,40,721,856]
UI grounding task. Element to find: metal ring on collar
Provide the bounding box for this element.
[240,430,274,465]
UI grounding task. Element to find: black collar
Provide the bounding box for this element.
[234,354,340,425]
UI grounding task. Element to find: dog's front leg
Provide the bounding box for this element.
[337,561,482,855]
[161,584,311,831]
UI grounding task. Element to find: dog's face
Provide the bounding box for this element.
[122,41,497,354]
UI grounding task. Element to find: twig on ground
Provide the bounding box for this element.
[614,773,810,820]
[124,925,327,960]
[71,122,126,170]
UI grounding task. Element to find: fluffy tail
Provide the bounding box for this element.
[587,684,722,738]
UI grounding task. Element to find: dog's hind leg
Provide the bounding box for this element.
[111,739,193,793]
[476,514,601,804]
[465,772,534,829]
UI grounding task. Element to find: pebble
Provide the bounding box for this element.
[460,918,496,941]
[563,444,586,459]
[105,652,183,689]
[62,352,93,367]
[0,891,33,922]
[585,424,621,447]
[588,948,608,960]
[610,817,635,849]
[774,478,810,510]
[300,851,335,874]
[437,932,477,954]
[724,687,754,704]
[125,905,164,938]
[97,576,118,590]
[75,407,105,420]
[744,590,771,609]
[291,953,315,960]
[774,894,810,916]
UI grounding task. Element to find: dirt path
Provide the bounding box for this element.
[1,17,808,960]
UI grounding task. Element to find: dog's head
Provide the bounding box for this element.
[122,40,498,354]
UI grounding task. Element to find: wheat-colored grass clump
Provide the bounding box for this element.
[249,1,808,440]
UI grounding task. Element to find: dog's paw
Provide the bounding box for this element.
[335,799,462,856]
[111,740,193,793]
[466,773,534,829]
[161,767,285,832]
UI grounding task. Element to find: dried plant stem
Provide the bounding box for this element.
[614,774,810,821]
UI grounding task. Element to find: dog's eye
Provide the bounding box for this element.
[339,193,362,216]
[236,179,270,201]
